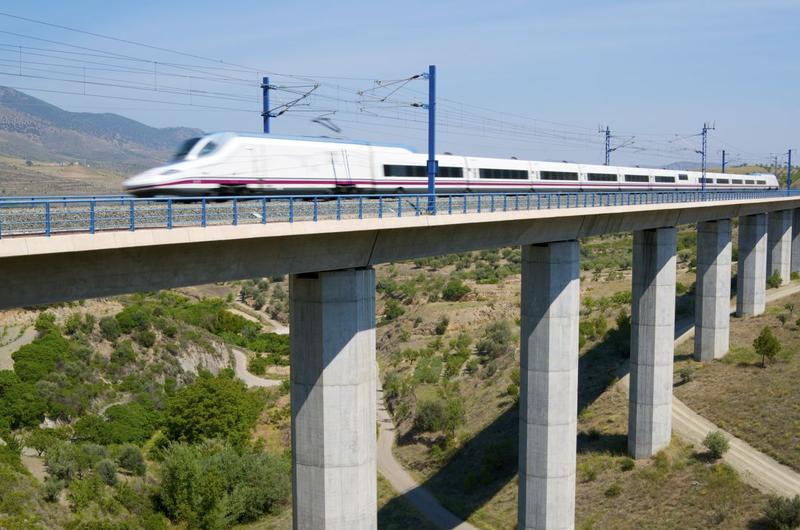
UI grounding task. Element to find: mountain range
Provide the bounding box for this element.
[0,87,202,172]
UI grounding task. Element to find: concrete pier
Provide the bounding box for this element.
[694,220,732,362]
[767,209,792,286]
[737,214,767,317]
[792,209,800,274]
[629,227,676,459]
[290,268,377,530]
[519,240,579,530]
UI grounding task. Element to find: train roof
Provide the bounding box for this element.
[217,132,418,153]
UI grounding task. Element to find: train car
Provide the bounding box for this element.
[122,132,780,197]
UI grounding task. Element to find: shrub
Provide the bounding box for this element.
[249,354,269,376]
[753,326,781,367]
[476,321,515,358]
[678,364,695,384]
[95,459,117,486]
[764,495,800,530]
[34,312,56,333]
[99,317,121,341]
[42,477,64,502]
[64,313,82,335]
[506,383,519,398]
[434,316,449,335]
[11,331,70,383]
[133,329,156,348]
[111,340,136,366]
[604,483,622,498]
[115,305,152,333]
[66,473,103,512]
[413,396,463,439]
[702,430,730,459]
[159,442,291,528]
[382,299,405,324]
[164,371,263,447]
[768,271,783,289]
[441,278,470,301]
[414,356,443,384]
[792,271,800,281]
[619,457,635,472]
[116,444,146,476]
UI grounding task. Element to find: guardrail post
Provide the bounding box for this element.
[261,198,267,224]
[289,198,294,223]
[397,196,402,217]
[129,200,136,231]
[90,201,96,234]
[358,196,363,220]
[448,195,453,215]
[477,194,482,213]
[491,194,496,212]
[44,202,51,236]
[415,195,421,216]
[232,198,239,226]
[336,197,342,220]
[526,194,531,210]
[378,196,383,219]
[313,198,319,221]
[202,198,208,227]
[536,193,541,209]
[166,199,173,229]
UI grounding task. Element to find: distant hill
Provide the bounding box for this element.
[663,161,703,170]
[0,87,203,173]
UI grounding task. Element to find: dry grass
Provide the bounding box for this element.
[675,291,800,471]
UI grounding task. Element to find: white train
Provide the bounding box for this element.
[122,132,780,197]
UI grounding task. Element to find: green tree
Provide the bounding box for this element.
[99,317,121,341]
[34,312,56,333]
[753,326,781,367]
[764,495,800,530]
[476,321,515,358]
[164,372,263,447]
[11,331,70,383]
[116,444,146,476]
[441,278,471,301]
[95,459,117,486]
[702,430,730,459]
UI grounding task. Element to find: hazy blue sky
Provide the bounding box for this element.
[0,1,797,166]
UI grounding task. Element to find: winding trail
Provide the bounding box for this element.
[0,326,36,370]
[232,348,281,388]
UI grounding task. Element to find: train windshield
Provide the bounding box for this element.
[172,137,202,160]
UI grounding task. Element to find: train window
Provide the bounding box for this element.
[655,176,675,183]
[384,165,427,177]
[587,173,617,181]
[731,180,742,184]
[198,142,218,157]
[745,180,755,184]
[757,180,766,185]
[700,177,714,184]
[716,178,729,184]
[172,137,202,160]
[540,171,579,181]
[479,168,528,179]
[624,174,649,182]
[438,167,464,178]
[678,174,688,181]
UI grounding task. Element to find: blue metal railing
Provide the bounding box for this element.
[0,190,796,239]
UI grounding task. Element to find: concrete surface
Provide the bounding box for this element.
[737,213,767,316]
[519,241,579,530]
[768,209,793,285]
[629,227,676,459]
[3,196,800,309]
[793,209,800,274]
[290,268,377,530]
[694,220,732,361]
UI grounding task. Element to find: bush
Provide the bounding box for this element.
[11,331,70,383]
[249,354,269,376]
[116,444,146,476]
[619,457,635,472]
[159,442,291,528]
[111,340,136,367]
[441,278,470,301]
[792,272,800,281]
[764,495,800,530]
[115,305,152,333]
[506,383,519,398]
[413,396,463,439]
[133,329,156,348]
[702,430,730,459]
[768,271,783,289]
[95,459,117,486]
[64,313,82,335]
[164,372,263,447]
[604,483,622,498]
[678,364,695,384]
[34,312,56,333]
[434,316,449,335]
[99,317,121,341]
[382,299,405,324]
[42,477,64,502]
[754,326,781,367]
[476,321,515,358]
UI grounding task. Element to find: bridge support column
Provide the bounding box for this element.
[629,227,676,459]
[767,209,792,286]
[519,240,579,530]
[290,268,376,530]
[791,209,800,274]
[694,220,732,361]
[737,214,767,316]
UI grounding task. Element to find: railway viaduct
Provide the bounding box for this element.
[2,192,800,529]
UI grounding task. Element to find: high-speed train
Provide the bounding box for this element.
[122,132,779,197]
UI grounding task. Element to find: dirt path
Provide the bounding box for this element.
[617,281,800,497]
[232,348,281,388]
[232,302,289,335]
[0,326,36,370]
[377,381,478,530]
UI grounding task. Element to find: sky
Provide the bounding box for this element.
[0,0,797,167]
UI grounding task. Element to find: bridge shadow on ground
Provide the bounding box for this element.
[379,286,724,528]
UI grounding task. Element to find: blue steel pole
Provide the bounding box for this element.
[261,76,270,134]
[788,149,793,195]
[426,64,437,214]
[722,150,726,173]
